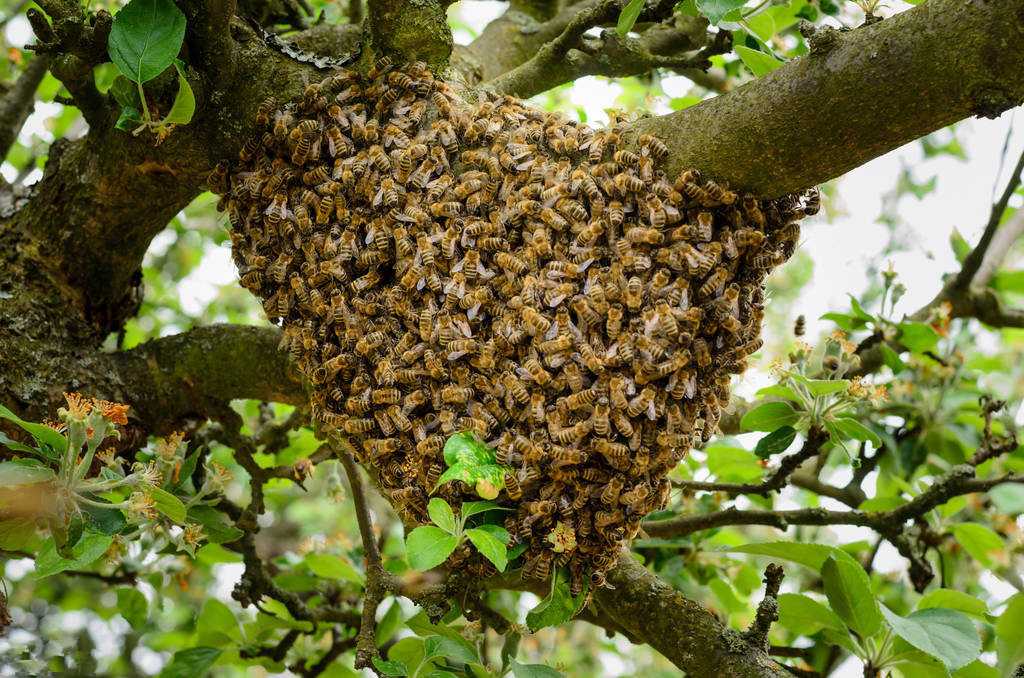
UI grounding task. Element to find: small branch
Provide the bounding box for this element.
[0,55,50,162]
[744,563,784,651]
[954,144,1024,290]
[974,207,1024,288]
[673,427,827,497]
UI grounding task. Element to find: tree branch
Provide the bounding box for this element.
[596,552,792,676]
[633,0,1024,196]
[366,0,451,70]
[0,55,50,163]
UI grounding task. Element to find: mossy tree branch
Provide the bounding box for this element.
[366,0,452,71]
[633,0,1024,197]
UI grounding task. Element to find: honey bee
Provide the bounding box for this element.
[623,276,643,311]
[614,173,644,194]
[523,358,551,385]
[626,386,656,419]
[638,134,669,158]
[431,202,462,218]
[626,227,663,245]
[605,302,624,340]
[794,314,806,337]
[698,266,728,298]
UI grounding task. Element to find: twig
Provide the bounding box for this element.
[0,54,49,163]
[673,427,828,497]
[744,563,784,650]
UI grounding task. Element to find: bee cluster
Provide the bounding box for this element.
[213,58,818,592]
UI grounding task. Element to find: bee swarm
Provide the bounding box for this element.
[214,59,818,593]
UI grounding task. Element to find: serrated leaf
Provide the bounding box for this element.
[428,498,457,533]
[616,0,645,35]
[186,505,242,544]
[0,459,56,486]
[511,661,564,678]
[804,378,850,396]
[777,593,846,635]
[880,605,980,671]
[160,647,222,678]
[82,495,128,535]
[108,0,186,83]
[35,532,113,578]
[466,528,508,572]
[830,417,881,447]
[473,523,510,544]
[696,0,747,24]
[754,426,797,459]
[822,554,880,637]
[734,45,784,77]
[406,526,458,571]
[305,553,365,584]
[443,431,494,467]
[148,487,186,523]
[0,405,67,455]
[372,657,408,676]
[117,587,148,627]
[741,402,799,432]
[526,569,586,632]
[755,384,803,402]
[161,60,195,125]
[423,635,478,665]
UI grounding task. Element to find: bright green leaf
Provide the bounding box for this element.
[898,322,940,354]
[990,484,1024,515]
[880,344,907,373]
[918,590,989,621]
[108,0,187,83]
[777,593,847,635]
[160,647,222,678]
[161,60,195,125]
[0,518,38,551]
[741,402,799,432]
[804,378,851,396]
[388,637,425,671]
[696,0,748,24]
[428,498,457,533]
[406,526,458,571]
[616,0,644,35]
[822,554,881,638]
[148,487,187,523]
[116,588,148,627]
[473,523,511,545]
[830,418,882,447]
[727,542,860,570]
[466,528,508,572]
[705,445,763,481]
[443,431,494,467]
[372,657,408,676]
[460,500,510,520]
[755,384,803,403]
[511,661,565,678]
[0,459,56,486]
[0,405,67,455]
[526,569,586,632]
[377,600,404,647]
[186,505,243,544]
[735,45,784,77]
[305,553,365,584]
[949,523,1003,568]
[880,605,980,671]
[424,635,479,665]
[197,599,240,645]
[997,594,1024,675]
[35,532,113,578]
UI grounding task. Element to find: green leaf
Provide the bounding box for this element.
[849,295,874,321]
[616,0,644,35]
[830,417,882,447]
[161,60,195,125]
[117,587,148,627]
[160,647,222,678]
[918,590,989,621]
[423,635,479,665]
[705,445,763,481]
[879,343,906,373]
[741,402,799,432]
[754,426,797,459]
[466,528,508,572]
[435,463,506,500]
[428,498,457,534]
[473,523,511,544]
[148,487,187,523]
[406,526,459,571]
[443,431,495,467]
[388,637,425,671]
[949,523,1003,568]
[777,593,847,635]
[696,0,747,24]
[821,554,881,637]
[0,459,56,486]
[500,632,521,673]
[116,106,144,132]
[108,0,186,83]
[949,229,971,264]
[755,384,803,403]
[0,432,49,459]
[82,495,128,535]
[460,500,510,520]
[898,322,940,354]
[510,661,564,678]
[727,542,860,570]
[197,599,240,645]
[990,484,1024,515]
[35,532,114,578]
[109,75,142,108]
[186,505,243,544]
[880,605,980,671]
[0,405,68,455]
[526,569,586,632]
[305,553,364,584]
[804,378,851,396]
[734,45,783,77]
[997,594,1024,675]
[0,518,38,551]
[954,661,1000,678]
[372,658,408,676]
[821,312,855,331]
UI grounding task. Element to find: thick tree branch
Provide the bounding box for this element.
[633,0,1024,197]
[175,0,239,90]
[366,0,451,70]
[0,55,50,163]
[596,552,792,677]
